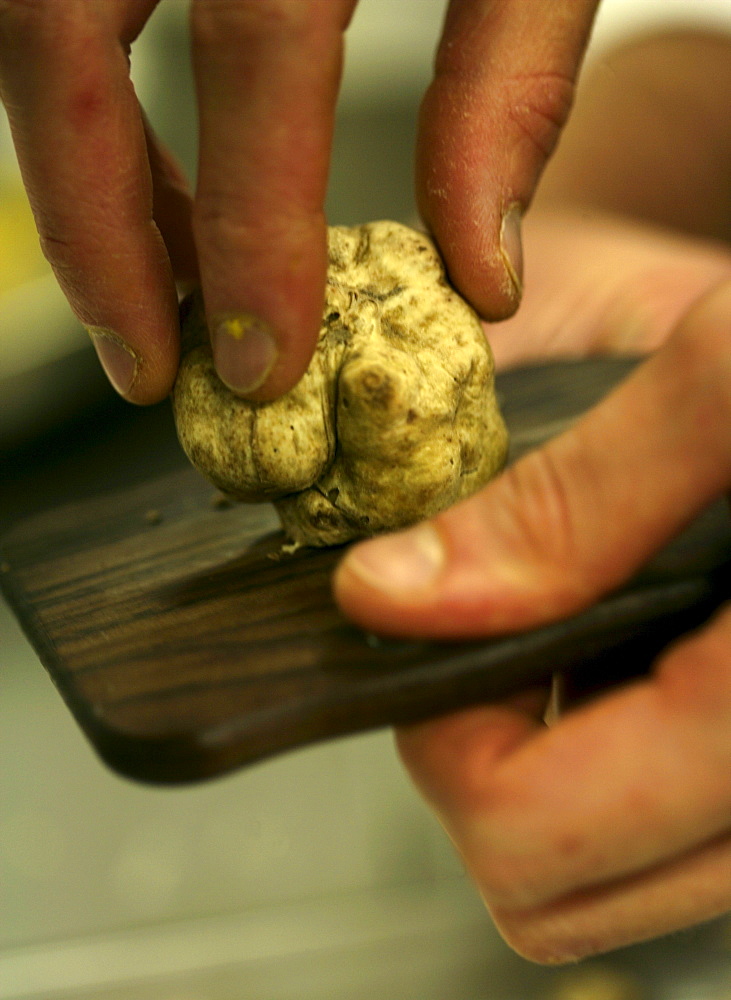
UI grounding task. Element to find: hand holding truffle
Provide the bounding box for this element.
[336,266,731,965]
[0,0,599,402]
[335,24,731,958]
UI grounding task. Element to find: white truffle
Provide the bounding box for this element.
[173,221,508,546]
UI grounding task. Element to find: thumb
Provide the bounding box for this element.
[334,282,731,638]
[417,0,598,320]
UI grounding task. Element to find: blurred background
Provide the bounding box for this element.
[2,2,731,997]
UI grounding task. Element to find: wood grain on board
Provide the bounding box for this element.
[3,359,731,783]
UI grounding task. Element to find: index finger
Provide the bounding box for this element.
[0,0,180,404]
[190,0,357,400]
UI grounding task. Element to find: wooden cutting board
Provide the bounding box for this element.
[3,358,731,784]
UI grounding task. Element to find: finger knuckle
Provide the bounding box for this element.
[193,194,317,269]
[37,237,90,311]
[34,218,108,313]
[502,71,575,164]
[37,227,76,272]
[192,197,265,260]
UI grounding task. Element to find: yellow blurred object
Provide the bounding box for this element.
[0,164,105,448]
[0,169,49,294]
[549,966,645,1000]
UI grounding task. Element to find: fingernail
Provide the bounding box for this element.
[343,523,445,595]
[87,327,138,396]
[500,202,523,299]
[212,313,278,394]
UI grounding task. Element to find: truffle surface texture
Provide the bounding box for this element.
[173,221,508,546]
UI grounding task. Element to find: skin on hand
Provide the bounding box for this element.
[335,30,731,961]
[335,272,731,963]
[0,0,599,403]
[487,207,731,369]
